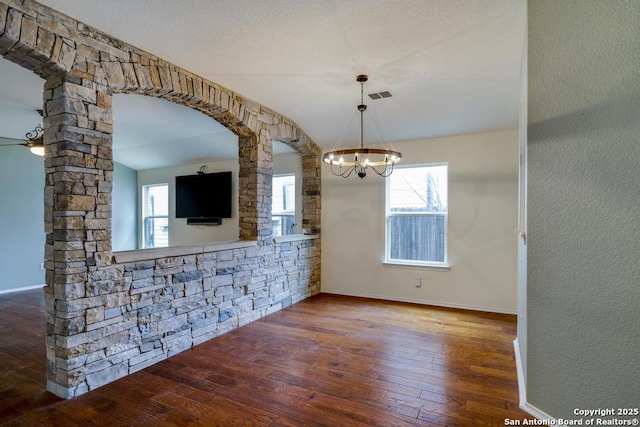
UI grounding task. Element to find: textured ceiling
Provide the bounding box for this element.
[0,0,525,170]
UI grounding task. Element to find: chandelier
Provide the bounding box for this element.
[323,75,402,179]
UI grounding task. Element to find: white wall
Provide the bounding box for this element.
[322,129,519,313]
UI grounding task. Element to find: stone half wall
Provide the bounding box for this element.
[48,236,320,398]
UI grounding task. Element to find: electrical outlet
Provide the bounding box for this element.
[414,272,421,288]
[40,262,45,270]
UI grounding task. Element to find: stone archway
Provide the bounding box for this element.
[1,0,321,398]
[2,0,321,240]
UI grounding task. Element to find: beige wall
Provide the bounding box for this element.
[321,129,519,313]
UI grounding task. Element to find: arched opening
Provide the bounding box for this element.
[111,93,239,249]
[110,93,301,250]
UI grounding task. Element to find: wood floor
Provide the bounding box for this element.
[0,289,531,426]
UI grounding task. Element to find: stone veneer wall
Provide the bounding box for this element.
[64,237,319,396]
[0,0,322,398]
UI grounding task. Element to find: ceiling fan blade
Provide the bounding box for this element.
[0,136,29,146]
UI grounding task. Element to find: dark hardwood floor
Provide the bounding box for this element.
[0,289,531,426]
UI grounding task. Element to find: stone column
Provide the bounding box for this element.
[238,134,273,242]
[43,74,113,398]
[302,153,321,234]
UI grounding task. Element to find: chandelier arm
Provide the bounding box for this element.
[370,162,395,177]
[370,163,388,177]
[343,167,356,178]
[330,162,356,178]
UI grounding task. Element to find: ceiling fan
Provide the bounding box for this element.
[0,124,45,156]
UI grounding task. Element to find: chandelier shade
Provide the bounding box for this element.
[323,75,402,179]
[28,144,45,156]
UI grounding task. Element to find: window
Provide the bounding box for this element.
[386,164,448,266]
[142,184,169,248]
[272,174,296,236]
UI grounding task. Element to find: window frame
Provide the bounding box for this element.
[384,163,450,270]
[142,183,169,249]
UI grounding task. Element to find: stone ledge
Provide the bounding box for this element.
[273,234,319,244]
[113,240,259,263]
[202,239,259,253]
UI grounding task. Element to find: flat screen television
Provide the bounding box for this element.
[175,171,232,219]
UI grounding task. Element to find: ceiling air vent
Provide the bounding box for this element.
[368,91,392,100]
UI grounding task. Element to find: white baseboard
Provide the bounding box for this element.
[513,338,526,407]
[0,284,45,295]
[513,338,558,423]
[320,290,517,315]
[520,403,557,424]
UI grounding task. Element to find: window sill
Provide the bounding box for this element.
[382,261,451,271]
